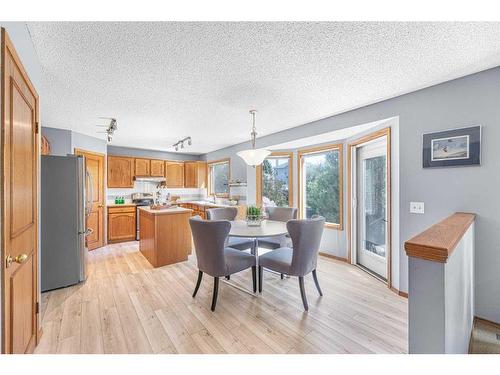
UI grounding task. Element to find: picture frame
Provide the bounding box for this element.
[422,125,481,168]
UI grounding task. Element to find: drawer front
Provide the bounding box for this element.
[108,206,136,214]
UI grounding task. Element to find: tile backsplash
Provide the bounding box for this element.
[107,180,207,203]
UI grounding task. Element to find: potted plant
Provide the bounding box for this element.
[246,205,263,227]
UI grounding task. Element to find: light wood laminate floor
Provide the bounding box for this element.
[35,242,408,354]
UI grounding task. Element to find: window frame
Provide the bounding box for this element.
[207,158,231,198]
[298,143,344,230]
[256,151,294,207]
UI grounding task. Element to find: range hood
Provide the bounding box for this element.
[134,176,166,182]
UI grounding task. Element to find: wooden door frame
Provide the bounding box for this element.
[1,28,40,353]
[74,148,106,250]
[347,127,392,289]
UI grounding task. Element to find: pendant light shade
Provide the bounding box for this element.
[237,110,270,166]
[237,148,271,166]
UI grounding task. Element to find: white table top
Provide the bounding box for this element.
[229,220,288,238]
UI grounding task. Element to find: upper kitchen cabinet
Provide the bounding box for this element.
[184,161,207,188]
[108,156,134,188]
[135,158,150,176]
[165,161,184,188]
[150,159,165,177]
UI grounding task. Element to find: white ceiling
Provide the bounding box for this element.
[27,22,500,155]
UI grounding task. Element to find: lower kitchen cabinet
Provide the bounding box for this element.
[108,206,136,243]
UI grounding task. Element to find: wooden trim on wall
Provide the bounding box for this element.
[255,151,293,207]
[347,127,392,290]
[298,143,343,230]
[319,252,348,263]
[207,158,231,197]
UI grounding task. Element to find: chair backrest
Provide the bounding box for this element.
[266,207,298,222]
[287,216,325,276]
[189,216,230,276]
[206,207,237,221]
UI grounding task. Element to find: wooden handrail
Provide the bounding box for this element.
[404,212,475,263]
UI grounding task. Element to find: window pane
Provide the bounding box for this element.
[262,157,290,207]
[363,155,386,257]
[211,163,229,195]
[303,149,340,224]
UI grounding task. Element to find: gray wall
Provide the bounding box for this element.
[203,66,500,324]
[41,127,72,156]
[72,131,107,154]
[107,145,200,161]
[0,22,43,353]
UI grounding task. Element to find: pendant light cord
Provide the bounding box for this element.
[250,109,257,149]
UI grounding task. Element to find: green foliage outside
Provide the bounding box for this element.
[262,158,289,207]
[303,151,340,224]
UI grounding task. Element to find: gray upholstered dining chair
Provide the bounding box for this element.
[206,207,255,252]
[258,216,325,311]
[258,207,298,250]
[189,216,257,311]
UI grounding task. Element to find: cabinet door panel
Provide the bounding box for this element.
[150,159,165,177]
[135,158,150,176]
[108,212,136,242]
[108,156,134,188]
[166,162,184,188]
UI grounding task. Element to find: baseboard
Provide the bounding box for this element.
[474,316,500,328]
[390,286,408,298]
[319,252,348,262]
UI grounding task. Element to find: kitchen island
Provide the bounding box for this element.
[138,206,193,268]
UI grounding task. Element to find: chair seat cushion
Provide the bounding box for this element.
[258,247,293,275]
[227,236,254,251]
[224,247,256,275]
[258,235,286,250]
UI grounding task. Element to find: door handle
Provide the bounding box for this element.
[5,253,28,268]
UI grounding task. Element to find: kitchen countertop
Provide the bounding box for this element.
[138,206,192,215]
[107,203,137,207]
[180,200,238,208]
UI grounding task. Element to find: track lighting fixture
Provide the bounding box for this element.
[172,136,192,151]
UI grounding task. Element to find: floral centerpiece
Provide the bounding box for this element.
[246,205,263,227]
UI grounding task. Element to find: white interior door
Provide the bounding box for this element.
[355,137,388,279]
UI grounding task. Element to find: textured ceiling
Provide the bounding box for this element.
[27,22,500,154]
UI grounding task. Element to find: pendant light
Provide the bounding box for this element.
[237,110,271,166]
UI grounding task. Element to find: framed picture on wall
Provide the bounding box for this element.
[423,125,481,168]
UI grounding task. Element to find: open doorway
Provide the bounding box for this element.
[348,128,392,285]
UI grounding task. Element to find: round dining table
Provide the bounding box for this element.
[226,220,289,295]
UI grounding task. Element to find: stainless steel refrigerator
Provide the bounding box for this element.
[41,155,93,292]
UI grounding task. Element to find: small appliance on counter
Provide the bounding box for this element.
[132,192,155,240]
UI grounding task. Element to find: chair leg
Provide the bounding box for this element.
[192,271,203,298]
[280,273,284,280]
[211,277,219,311]
[299,276,309,311]
[252,266,257,293]
[225,275,230,280]
[258,266,263,293]
[312,269,323,296]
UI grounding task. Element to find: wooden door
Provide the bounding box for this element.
[75,149,105,250]
[135,158,150,176]
[1,28,39,354]
[184,162,196,187]
[165,161,184,188]
[150,159,165,177]
[107,156,134,188]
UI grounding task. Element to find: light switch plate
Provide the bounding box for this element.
[410,201,425,214]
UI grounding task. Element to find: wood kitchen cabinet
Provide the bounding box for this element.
[184,161,207,188]
[165,161,184,188]
[150,159,165,177]
[108,206,136,243]
[135,158,150,176]
[108,156,134,188]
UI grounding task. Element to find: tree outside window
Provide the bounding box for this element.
[261,156,290,207]
[209,161,229,196]
[300,147,342,226]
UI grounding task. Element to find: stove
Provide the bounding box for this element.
[132,193,154,240]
